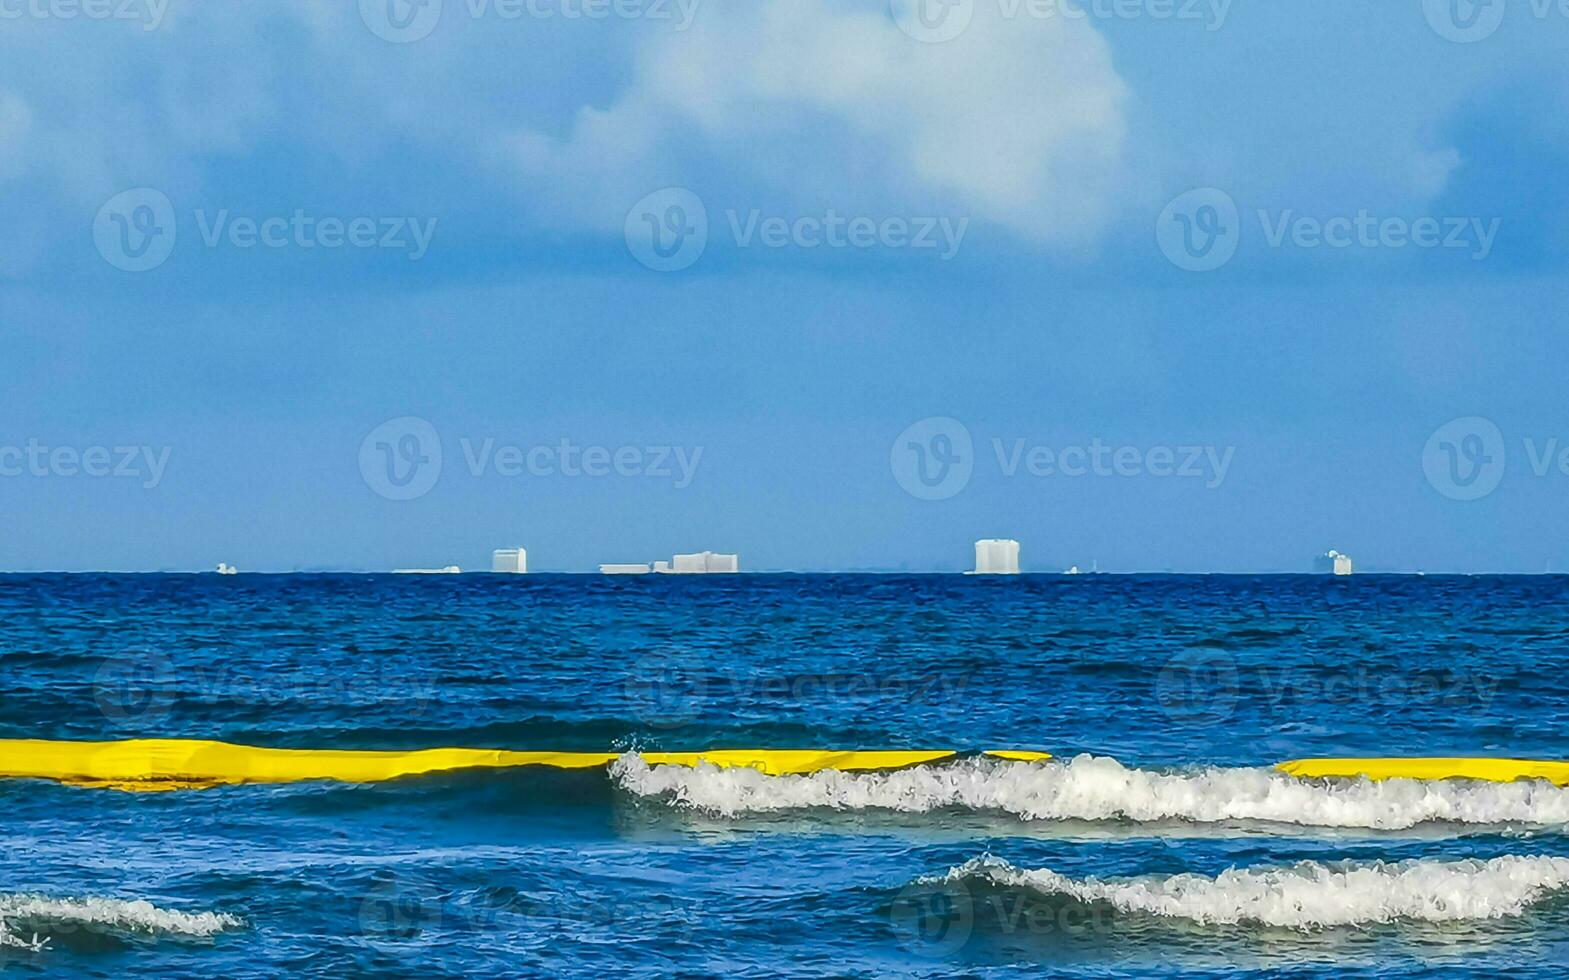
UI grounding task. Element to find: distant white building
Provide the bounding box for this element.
[492,548,528,573]
[668,552,740,574]
[972,539,1021,575]
[600,563,652,575]
[1314,550,1354,576]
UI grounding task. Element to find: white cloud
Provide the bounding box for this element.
[500,1,1129,249]
[0,1,1128,274]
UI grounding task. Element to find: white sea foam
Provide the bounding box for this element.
[610,753,1569,829]
[0,894,241,952]
[933,853,1569,929]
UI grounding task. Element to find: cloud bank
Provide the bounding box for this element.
[501,0,1130,249]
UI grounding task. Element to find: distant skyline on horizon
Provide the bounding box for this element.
[5,553,1563,576]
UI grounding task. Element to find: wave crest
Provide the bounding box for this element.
[0,894,241,952]
[934,854,1569,929]
[610,753,1569,829]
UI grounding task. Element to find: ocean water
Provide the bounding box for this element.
[2,573,1568,977]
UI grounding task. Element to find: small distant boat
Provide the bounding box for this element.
[216,563,239,576]
[392,566,462,575]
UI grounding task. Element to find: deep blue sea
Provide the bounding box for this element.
[2,573,1569,978]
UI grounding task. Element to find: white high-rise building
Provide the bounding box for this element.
[600,563,652,575]
[972,539,1021,575]
[669,551,740,574]
[1314,550,1354,576]
[492,548,528,573]
[671,552,708,574]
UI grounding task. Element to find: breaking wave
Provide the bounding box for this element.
[931,854,1569,929]
[0,894,241,952]
[611,753,1569,830]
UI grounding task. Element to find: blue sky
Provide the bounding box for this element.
[3,0,1568,572]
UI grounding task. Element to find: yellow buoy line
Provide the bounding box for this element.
[0,738,1565,791]
[1275,757,1569,786]
[0,739,1050,791]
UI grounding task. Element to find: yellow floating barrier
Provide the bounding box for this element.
[981,750,1054,762]
[0,738,962,791]
[1277,757,1569,786]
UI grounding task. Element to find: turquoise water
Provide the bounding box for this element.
[2,574,1567,977]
